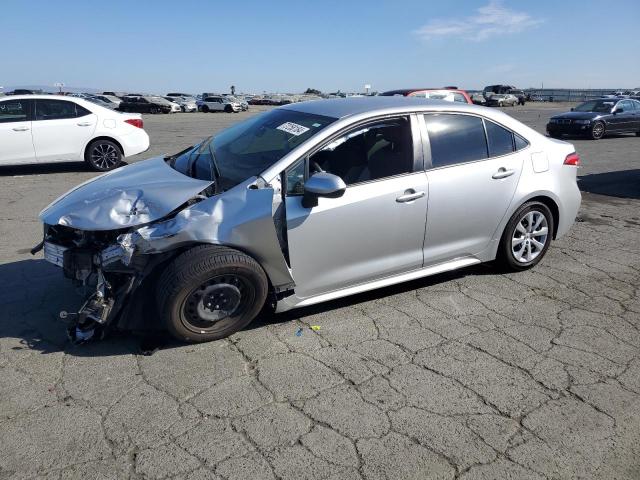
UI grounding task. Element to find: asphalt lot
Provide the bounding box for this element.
[1,102,639,480]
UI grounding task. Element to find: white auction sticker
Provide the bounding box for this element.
[277,122,310,136]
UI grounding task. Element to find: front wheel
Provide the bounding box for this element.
[590,121,605,140]
[156,245,269,343]
[85,139,122,171]
[497,201,554,271]
[202,105,210,113]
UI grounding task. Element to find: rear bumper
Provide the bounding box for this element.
[119,130,150,157]
[556,175,582,239]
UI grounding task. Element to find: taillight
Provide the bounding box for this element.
[124,118,143,129]
[564,152,580,166]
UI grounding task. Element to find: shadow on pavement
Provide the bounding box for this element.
[0,257,499,357]
[578,169,640,200]
[0,161,128,177]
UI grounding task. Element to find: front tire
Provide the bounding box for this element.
[85,139,122,171]
[202,105,210,113]
[590,121,605,140]
[156,245,269,343]
[497,201,554,271]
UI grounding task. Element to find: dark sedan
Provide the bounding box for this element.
[118,96,172,114]
[547,98,640,140]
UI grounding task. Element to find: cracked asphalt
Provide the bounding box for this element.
[1,103,639,479]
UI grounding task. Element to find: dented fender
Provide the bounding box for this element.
[130,177,294,290]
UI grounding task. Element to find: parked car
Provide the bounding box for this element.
[509,89,526,105]
[85,96,117,110]
[167,92,193,98]
[91,94,122,107]
[35,97,581,343]
[547,98,640,140]
[118,96,173,114]
[0,95,148,170]
[199,96,241,113]
[163,98,183,113]
[224,95,249,111]
[483,85,516,100]
[380,88,473,104]
[471,93,487,105]
[487,94,519,107]
[165,96,197,112]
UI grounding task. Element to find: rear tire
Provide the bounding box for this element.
[590,121,605,140]
[225,104,233,113]
[85,139,122,171]
[156,245,269,343]
[497,201,554,271]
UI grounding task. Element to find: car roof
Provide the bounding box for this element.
[1,94,86,101]
[280,96,477,119]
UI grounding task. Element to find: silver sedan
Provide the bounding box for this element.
[37,97,581,343]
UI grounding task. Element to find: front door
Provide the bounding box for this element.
[421,113,526,264]
[285,116,428,299]
[32,99,97,163]
[0,98,35,165]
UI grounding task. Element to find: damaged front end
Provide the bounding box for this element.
[34,156,295,343]
[38,223,163,342]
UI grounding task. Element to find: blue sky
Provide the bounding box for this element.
[2,0,639,94]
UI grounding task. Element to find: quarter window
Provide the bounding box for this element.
[309,117,413,186]
[0,100,29,123]
[485,120,514,157]
[514,134,529,151]
[424,114,488,167]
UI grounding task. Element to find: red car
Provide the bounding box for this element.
[380,88,473,105]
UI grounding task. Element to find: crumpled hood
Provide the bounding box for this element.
[40,156,213,231]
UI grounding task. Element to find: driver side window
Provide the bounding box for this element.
[309,117,413,186]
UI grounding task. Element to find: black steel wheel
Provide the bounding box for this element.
[156,245,268,343]
[85,139,122,171]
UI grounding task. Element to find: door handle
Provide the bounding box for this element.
[77,122,93,126]
[492,168,515,179]
[12,126,30,131]
[396,190,425,203]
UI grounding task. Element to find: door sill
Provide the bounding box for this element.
[276,257,481,312]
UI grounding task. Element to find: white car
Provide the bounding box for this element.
[0,95,149,171]
[199,96,241,113]
[164,96,197,112]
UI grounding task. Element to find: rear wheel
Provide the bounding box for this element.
[224,104,233,113]
[156,245,268,343]
[85,139,122,171]
[150,106,159,114]
[590,121,605,140]
[497,201,553,271]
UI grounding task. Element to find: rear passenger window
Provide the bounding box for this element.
[35,100,77,120]
[423,114,487,167]
[485,120,514,157]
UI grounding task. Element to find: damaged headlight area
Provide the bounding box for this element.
[40,224,154,343]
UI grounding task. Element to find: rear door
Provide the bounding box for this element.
[421,113,527,264]
[0,98,35,165]
[32,99,97,163]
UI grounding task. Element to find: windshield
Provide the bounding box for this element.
[169,108,335,190]
[574,100,615,113]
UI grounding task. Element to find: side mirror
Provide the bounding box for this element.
[614,107,623,114]
[302,172,346,208]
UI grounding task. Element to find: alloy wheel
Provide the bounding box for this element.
[91,143,119,170]
[511,210,549,263]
